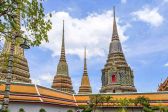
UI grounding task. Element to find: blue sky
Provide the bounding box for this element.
[25,0,168,93]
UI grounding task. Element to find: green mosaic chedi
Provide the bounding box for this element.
[0,40,31,83]
[0,10,31,83]
[100,8,137,93]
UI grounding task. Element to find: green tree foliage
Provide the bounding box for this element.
[152,106,168,112]
[39,108,46,112]
[82,108,92,112]
[117,98,131,112]
[117,98,131,107]
[80,105,93,112]
[83,95,167,112]
[104,95,112,107]
[67,110,73,112]
[90,94,102,112]
[134,96,168,112]
[134,96,150,107]
[143,106,154,112]
[134,96,152,112]
[89,95,113,112]
[18,108,25,112]
[0,0,52,46]
[100,95,112,112]
[78,105,87,109]
[118,108,128,112]
[0,110,10,112]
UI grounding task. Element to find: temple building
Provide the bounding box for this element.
[78,48,92,94]
[0,7,168,112]
[1,82,168,112]
[51,20,74,94]
[100,8,137,93]
[158,77,168,91]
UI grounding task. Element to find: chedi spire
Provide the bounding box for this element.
[112,6,119,40]
[100,7,137,93]
[78,48,92,94]
[109,6,123,54]
[52,20,74,93]
[60,20,66,62]
[84,47,87,75]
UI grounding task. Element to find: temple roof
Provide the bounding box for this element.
[0,82,168,107]
[158,77,168,91]
[0,82,76,106]
[75,92,168,106]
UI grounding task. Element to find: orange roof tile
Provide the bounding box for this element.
[75,95,90,101]
[10,84,37,94]
[9,95,40,102]
[75,93,168,102]
[0,83,37,94]
[0,83,76,106]
[1,83,168,107]
[150,103,168,106]
[42,98,76,106]
[37,86,74,101]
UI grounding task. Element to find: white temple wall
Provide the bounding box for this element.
[0,102,161,112]
[8,102,76,112]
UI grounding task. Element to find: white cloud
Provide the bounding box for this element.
[40,73,53,83]
[31,73,53,85]
[126,36,168,58]
[32,78,41,85]
[121,0,127,4]
[164,62,168,67]
[71,77,81,93]
[164,0,168,3]
[132,7,164,27]
[42,10,130,59]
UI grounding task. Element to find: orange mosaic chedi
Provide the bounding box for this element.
[51,20,74,94]
[78,48,92,94]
